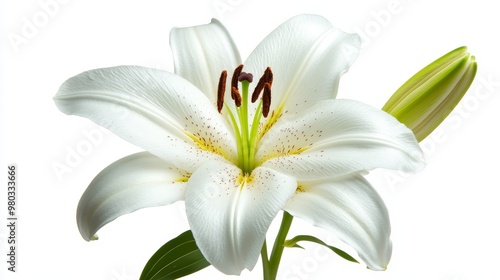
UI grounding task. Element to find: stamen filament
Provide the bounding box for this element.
[226,107,243,166]
[249,100,263,171]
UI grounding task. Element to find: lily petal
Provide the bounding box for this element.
[245,14,360,117]
[185,160,297,275]
[284,174,391,270]
[170,19,242,104]
[54,66,237,172]
[77,152,188,241]
[257,99,425,180]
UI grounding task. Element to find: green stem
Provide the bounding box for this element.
[264,211,294,280]
[261,240,270,280]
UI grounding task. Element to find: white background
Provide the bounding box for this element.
[1,0,499,279]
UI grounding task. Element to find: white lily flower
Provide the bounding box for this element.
[54,15,424,275]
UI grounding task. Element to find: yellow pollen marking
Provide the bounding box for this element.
[259,103,285,139]
[174,176,190,183]
[185,132,228,159]
[237,173,254,189]
[296,185,306,193]
[293,146,310,154]
[259,145,311,165]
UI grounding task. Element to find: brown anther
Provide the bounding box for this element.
[264,67,273,85]
[231,64,244,98]
[252,67,273,103]
[262,82,272,118]
[231,86,239,101]
[217,70,227,113]
[232,87,242,107]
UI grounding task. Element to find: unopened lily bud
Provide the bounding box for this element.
[383,46,477,142]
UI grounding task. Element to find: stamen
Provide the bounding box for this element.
[251,73,266,102]
[232,87,242,107]
[262,82,272,118]
[217,70,227,113]
[251,67,273,103]
[220,65,274,173]
[231,64,244,95]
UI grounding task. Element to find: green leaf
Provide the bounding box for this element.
[140,230,211,280]
[284,235,359,264]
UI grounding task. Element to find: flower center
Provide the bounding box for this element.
[217,64,273,174]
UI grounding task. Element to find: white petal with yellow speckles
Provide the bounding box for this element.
[257,99,425,180]
[54,66,237,172]
[77,152,188,241]
[285,174,391,271]
[185,160,297,275]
